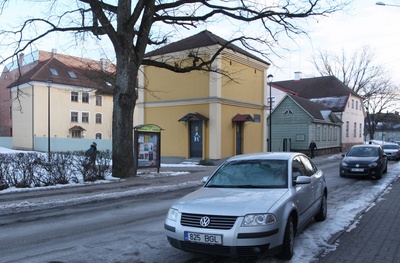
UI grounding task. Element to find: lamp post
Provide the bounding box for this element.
[376,1,400,7]
[46,79,52,161]
[267,74,273,152]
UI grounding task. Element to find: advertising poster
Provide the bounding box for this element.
[138,133,159,167]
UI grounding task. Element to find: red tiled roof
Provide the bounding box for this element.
[232,114,254,122]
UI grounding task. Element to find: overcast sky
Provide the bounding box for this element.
[1,0,399,83]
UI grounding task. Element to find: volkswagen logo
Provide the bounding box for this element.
[356,164,360,167]
[199,216,211,227]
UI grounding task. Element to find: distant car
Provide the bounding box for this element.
[340,144,388,179]
[381,143,400,161]
[164,152,328,260]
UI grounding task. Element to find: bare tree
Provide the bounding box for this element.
[1,0,348,178]
[311,46,399,140]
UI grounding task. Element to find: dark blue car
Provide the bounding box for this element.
[340,144,388,179]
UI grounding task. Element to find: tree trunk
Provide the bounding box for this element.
[112,51,138,178]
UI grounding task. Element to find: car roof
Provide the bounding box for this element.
[351,144,381,148]
[382,142,399,146]
[226,152,304,162]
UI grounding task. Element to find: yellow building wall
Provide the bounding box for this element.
[144,65,210,102]
[221,58,264,104]
[144,104,209,158]
[32,85,113,140]
[140,54,266,160]
[220,105,264,157]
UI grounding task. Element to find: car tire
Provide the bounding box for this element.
[375,170,382,180]
[277,216,295,260]
[314,192,327,222]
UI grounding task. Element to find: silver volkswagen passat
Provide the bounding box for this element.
[164,152,328,260]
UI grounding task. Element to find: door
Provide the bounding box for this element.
[292,156,314,223]
[236,123,243,155]
[190,121,203,158]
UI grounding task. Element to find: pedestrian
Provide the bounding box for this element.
[86,142,97,166]
[309,140,317,159]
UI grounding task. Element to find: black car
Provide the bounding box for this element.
[340,144,388,179]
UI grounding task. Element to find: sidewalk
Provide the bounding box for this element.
[316,176,400,263]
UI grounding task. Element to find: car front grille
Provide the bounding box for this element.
[180,213,237,230]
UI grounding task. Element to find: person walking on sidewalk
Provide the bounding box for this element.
[309,140,317,159]
[86,142,97,166]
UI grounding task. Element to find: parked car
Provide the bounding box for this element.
[164,152,328,260]
[340,144,388,179]
[382,143,400,161]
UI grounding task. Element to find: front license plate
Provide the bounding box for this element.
[184,231,222,245]
[351,168,364,172]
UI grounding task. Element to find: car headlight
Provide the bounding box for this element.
[368,162,378,167]
[241,213,277,226]
[167,208,179,221]
[341,161,348,167]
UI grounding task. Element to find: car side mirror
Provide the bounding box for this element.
[202,176,209,183]
[294,176,311,185]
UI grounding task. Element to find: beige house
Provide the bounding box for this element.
[137,30,271,160]
[8,51,114,151]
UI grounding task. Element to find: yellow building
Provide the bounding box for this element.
[9,53,114,151]
[137,31,270,160]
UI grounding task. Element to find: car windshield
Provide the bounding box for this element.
[347,147,378,157]
[205,159,288,188]
[382,144,399,150]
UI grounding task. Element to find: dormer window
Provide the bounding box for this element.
[68,71,77,78]
[284,109,293,115]
[49,68,59,76]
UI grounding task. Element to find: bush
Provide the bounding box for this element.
[0,150,112,191]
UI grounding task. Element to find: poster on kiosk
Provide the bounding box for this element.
[134,124,162,173]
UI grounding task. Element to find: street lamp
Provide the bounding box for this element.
[376,1,400,7]
[267,74,273,152]
[46,79,52,161]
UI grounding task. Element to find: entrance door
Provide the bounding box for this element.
[236,123,243,155]
[190,121,203,158]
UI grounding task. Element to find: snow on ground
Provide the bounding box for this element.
[1,146,399,262]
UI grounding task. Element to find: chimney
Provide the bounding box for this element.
[100,58,111,72]
[294,71,302,81]
[18,53,24,68]
[51,48,57,58]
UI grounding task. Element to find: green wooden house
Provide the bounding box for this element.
[269,94,342,155]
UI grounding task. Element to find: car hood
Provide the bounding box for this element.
[343,156,379,164]
[172,187,289,216]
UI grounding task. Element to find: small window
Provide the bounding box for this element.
[82,92,89,103]
[95,113,102,124]
[49,68,59,76]
[95,133,102,139]
[71,92,78,102]
[68,71,77,78]
[284,109,293,115]
[71,112,78,122]
[253,114,260,123]
[71,130,82,138]
[96,95,102,106]
[82,112,89,123]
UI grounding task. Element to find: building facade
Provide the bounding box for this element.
[136,31,270,160]
[272,76,365,152]
[7,51,114,151]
